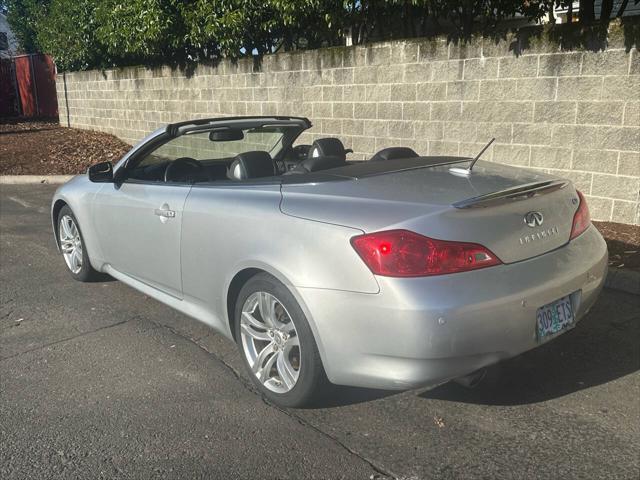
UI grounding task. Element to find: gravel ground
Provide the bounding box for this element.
[1,185,639,480]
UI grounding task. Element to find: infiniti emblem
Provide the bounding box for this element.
[524,211,544,228]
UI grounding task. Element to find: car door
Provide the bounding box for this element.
[93,181,190,298]
[91,117,311,300]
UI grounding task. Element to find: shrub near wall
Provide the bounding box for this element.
[57,30,640,224]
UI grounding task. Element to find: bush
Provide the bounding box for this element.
[95,0,184,64]
[5,0,46,54]
[5,0,637,72]
[37,0,107,71]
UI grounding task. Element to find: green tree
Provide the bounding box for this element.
[179,0,274,59]
[95,0,187,65]
[6,0,636,71]
[5,0,49,53]
[178,0,342,59]
[272,0,344,50]
[35,0,106,71]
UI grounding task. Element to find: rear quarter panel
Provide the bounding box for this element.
[180,183,379,337]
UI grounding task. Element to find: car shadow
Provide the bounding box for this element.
[314,386,400,408]
[420,291,639,406]
[89,274,118,283]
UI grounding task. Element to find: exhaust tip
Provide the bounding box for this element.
[453,368,487,389]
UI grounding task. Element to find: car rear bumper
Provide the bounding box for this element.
[297,225,608,390]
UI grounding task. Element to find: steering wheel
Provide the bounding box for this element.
[164,157,202,183]
[279,144,312,173]
[292,144,312,161]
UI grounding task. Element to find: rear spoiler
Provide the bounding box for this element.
[453,180,569,209]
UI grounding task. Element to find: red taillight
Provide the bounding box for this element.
[570,190,591,240]
[350,229,502,277]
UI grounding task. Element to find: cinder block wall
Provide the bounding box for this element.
[56,32,639,224]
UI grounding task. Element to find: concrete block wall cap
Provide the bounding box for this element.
[605,267,640,296]
[0,175,76,185]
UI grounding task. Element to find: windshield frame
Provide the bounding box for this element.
[119,116,311,176]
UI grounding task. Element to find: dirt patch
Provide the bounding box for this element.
[0,120,131,175]
[593,221,640,272]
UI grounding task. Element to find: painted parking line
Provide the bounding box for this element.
[7,196,33,209]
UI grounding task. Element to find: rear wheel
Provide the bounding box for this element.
[234,273,329,408]
[57,206,103,282]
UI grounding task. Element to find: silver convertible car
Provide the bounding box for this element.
[52,116,607,407]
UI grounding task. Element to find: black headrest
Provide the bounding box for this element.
[228,151,275,180]
[310,138,346,161]
[291,155,346,173]
[369,147,419,162]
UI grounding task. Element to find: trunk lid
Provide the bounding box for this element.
[280,159,580,264]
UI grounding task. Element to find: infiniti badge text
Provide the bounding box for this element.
[519,226,560,245]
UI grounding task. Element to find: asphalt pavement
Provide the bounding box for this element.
[1,184,639,479]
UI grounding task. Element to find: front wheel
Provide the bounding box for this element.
[57,205,103,282]
[234,273,330,408]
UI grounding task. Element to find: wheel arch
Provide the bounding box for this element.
[226,267,264,341]
[51,194,104,272]
[223,265,327,368]
[51,199,69,251]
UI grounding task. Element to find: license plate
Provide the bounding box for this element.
[536,295,575,341]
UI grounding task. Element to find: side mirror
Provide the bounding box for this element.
[344,148,354,154]
[88,161,113,183]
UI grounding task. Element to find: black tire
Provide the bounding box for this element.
[57,205,104,282]
[234,273,330,408]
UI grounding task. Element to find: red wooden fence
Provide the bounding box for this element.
[0,54,58,118]
[0,57,19,116]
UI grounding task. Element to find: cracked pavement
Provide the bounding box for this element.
[1,184,639,479]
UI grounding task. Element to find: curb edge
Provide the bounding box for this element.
[0,175,75,185]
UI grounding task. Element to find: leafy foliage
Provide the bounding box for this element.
[95,0,185,63]
[5,0,638,71]
[5,0,48,53]
[37,0,107,71]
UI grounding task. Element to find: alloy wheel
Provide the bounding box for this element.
[240,291,301,393]
[59,214,83,274]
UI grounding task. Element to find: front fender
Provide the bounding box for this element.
[51,175,104,271]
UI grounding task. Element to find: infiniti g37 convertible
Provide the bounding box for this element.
[52,116,607,407]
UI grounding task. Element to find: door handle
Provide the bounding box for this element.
[154,208,176,218]
[155,203,176,223]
